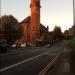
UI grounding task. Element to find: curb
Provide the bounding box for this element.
[38,51,62,75]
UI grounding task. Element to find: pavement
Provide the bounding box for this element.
[46,40,71,75]
[56,48,71,75]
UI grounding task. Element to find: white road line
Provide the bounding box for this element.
[38,51,62,75]
[63,62,70,72]
[0,51,50,72]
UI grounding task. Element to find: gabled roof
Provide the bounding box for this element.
[19,16,48,30]
[40,24,47,30]
[20,16,31,24]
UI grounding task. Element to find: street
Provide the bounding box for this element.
[0,41,67,75]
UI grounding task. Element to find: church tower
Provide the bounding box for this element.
[30,0,41,42]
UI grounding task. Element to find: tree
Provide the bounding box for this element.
[53,26,62,41]
[73,25,75,36]
[0,15,21,45]
[63,30,69,39]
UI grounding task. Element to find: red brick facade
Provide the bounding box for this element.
[30,0,41,42]
[16,0,54,45]
[19,16,50,44]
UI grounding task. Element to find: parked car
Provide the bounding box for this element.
[0,39,7,53]
[45,44,51,48]
[11,44,16,48]
[21,43,26,47]
[11,43,21,48]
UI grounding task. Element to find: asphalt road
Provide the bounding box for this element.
[0,43,63,75]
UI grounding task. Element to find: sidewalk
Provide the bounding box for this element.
[70,51,75,75]
[46,48,71,75]
[57,48,71,75]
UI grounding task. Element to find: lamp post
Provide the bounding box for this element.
[73,0,75,25]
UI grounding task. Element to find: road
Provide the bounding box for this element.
[0,42,63,75]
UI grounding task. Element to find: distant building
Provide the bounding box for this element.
[45,32,54,44]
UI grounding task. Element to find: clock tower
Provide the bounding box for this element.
[30,0,41,42]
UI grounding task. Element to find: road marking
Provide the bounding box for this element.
[38,51,62,75]
[63,62,70,72]
[0,51,50,72]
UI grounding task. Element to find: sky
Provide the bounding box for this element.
[1,0,74,32]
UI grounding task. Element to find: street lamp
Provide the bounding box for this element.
[73,0,75,25]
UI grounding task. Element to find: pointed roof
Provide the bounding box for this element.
[20,16,31,24]
[19,16,48,31]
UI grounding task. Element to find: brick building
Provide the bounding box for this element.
[18,16,50,45]
[16,0,54,46]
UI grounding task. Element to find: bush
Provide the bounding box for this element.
[69,37,75,52]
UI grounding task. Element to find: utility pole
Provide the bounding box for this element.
[73,0,75,36]
[73,0,75,25]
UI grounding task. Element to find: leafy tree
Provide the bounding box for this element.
[0,15,21,45]
[53,26,62,41]
[69,37,75,52]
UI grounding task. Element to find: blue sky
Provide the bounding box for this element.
[1,0,74,32]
